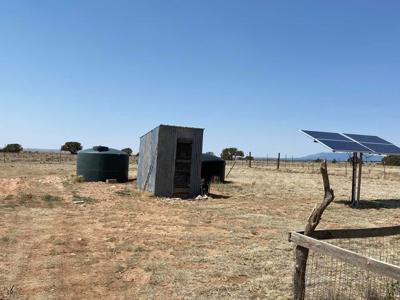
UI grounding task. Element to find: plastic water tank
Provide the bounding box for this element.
[77,146,129,182]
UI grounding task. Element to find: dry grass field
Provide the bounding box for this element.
[1,155,400,299]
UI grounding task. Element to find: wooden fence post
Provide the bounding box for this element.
[249,152,252,168]
[293,161,335,300]
[277,153,280,170]
[383,161,386,180]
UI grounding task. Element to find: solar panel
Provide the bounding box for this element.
[301,130,372,153]
[343,133,400,155]
[318,140,372,152]
[301,130,349,141]
[343,133,390,144]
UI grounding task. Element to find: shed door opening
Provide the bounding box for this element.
[173,139,192,197]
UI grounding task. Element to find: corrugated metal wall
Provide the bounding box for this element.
[137,125,203,197]
[136,126,159,193]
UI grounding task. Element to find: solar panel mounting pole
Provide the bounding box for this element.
[351,152,358,207]
[357,152,363,203]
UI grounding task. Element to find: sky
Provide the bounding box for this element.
[1,1,400,157]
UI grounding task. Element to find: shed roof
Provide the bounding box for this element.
[140,124,204,138]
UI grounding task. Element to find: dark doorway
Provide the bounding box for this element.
[173,139,192,197]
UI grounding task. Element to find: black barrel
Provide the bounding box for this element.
[77,146,129,182]
[201,153,226,183]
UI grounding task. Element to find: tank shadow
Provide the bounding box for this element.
[222,180,234,184]
[336,199,400,209]
[207,193,231,199]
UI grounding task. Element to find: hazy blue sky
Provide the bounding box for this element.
[1,1,399,156]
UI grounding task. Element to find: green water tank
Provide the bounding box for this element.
[77,146,129,182]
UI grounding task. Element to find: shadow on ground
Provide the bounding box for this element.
[336,199,400,209]
[208,193,231,199]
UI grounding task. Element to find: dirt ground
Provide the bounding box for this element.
[1,158,400,299]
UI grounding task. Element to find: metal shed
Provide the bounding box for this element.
[137,125,204,198]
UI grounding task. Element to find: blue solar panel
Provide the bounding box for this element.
[317,139,372,153]
[343,133,400,155]
[301,130,372,153]
[343,133,390,144]
[360,143,400,155]
[302,130,349,141]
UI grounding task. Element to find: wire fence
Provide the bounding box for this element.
[290,227,400,300]
[306,236,400,299]
[225,159,400,181]
[0,152,138,164]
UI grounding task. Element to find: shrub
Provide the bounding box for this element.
[2,144,23,153]
[121,148,133,156]
[221,148,244,160]
[382,155,400,166]
[61,142,82,154]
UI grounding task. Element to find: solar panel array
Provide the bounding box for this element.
[301,130,400,155]
[343,133,400,155]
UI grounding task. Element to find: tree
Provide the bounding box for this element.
[244,155,254,161]
[236,150,244,157]
[61,142,82,154]
[121,148,133,156]
[220,147,244,160]
[3,144,23,153]
[382,155,400,166]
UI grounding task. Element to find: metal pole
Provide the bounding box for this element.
[351,152,357,206]
[357,152,363,203]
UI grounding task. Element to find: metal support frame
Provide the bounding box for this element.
[357,152,363,202]
[351,152,358,207]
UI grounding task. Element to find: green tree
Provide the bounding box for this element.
[121,148,133,156]
[61,142,82,154]
[382,155,400,166]
[220,147,244,160]
[3,144,23,153]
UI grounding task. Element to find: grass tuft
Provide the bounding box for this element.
[42,194,62,207]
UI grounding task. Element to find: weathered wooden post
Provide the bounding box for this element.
[293,161,335,300]
[277,153,281,170]
[383,161,386,180]
[249,152,252,168]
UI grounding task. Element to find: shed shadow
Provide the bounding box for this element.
[336,199,400,210]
